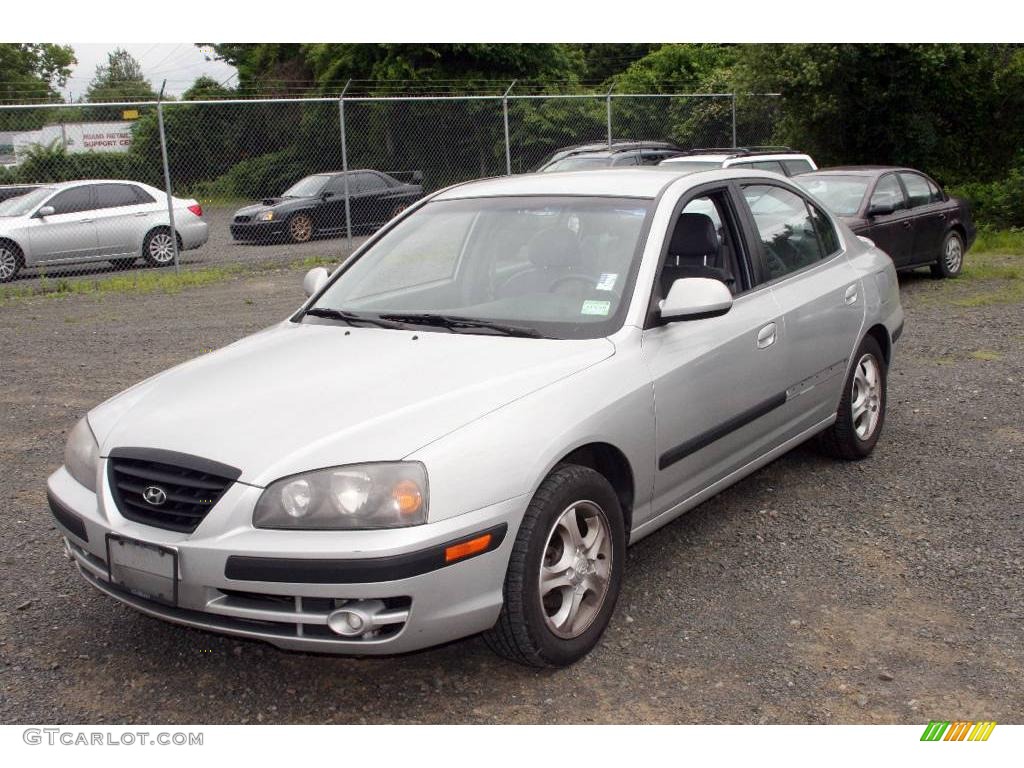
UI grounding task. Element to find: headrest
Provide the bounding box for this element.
[527,227,583,269]
[668,212,718,261]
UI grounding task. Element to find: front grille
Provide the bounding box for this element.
[233,215,251,223]
[108,450,239,533]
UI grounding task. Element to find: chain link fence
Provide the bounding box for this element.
[0,91,780,284]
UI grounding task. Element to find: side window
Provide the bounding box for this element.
[899,172,932,208]
[747,160,786,174]
[132,185,156,204]
[47,186,93,215]
[659,189,747,297]
[870,174,906,212]
[742,184,824,281]
[95,184,142,209]
[781,158,813,175]
[326,175,353,195]
[361,172,389,192]
[925,177,944,203]
[611,154,639,167]
[808,203,840,256]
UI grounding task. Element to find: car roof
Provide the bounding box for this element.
[432,167,791,201]
[807,166,917,176]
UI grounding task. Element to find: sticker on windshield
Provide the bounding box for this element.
[595,273,618,291]
[580,300,611,316]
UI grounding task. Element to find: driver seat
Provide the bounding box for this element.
[496,227,585,298]
[660,212,733,297]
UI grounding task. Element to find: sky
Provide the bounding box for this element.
[63,43,238,101]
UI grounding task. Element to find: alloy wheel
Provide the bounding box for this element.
[289,215,313,242]
[538,500,613,639]
[0,247,17,281]
[944,235,963,274]
[149,232,175,264]
[851,353,882,441]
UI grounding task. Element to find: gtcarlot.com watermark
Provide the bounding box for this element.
[23,728,203,746]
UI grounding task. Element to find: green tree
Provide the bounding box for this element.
[85,48,158,103]
[0,44,76,131]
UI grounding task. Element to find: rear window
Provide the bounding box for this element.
[782,158,813,175]
[542,156,613,173]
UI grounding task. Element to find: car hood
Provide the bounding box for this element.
[89,322,614,486]
[234,197,309,216]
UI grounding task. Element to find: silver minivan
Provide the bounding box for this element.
[48,167,902,667]
[0,179,208,281]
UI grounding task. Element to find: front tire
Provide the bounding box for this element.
[0,242,23,283]
[484,464,625,668]
[930,230,964,278]
[287,213,314,243]
[142,228,177,267]
[817,335,887,460]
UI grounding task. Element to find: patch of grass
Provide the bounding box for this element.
[970,349,1002,361]
[933,356,957,366]
[0,255,339,307]
[971,227,1024,255]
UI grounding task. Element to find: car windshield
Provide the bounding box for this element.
[282,174,330,198]
[795,175,871,216]
[308,196,653,339]
[542,157,612,173]
[0,186,52,217]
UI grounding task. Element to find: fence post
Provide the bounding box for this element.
[606,84,615,147]
[338,79,353,252]
[731,93,737,148]
[502,80,516,176]
[156,81,180,274]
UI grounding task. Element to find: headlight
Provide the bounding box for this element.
[254,462,428,530]
[64,417,99,492]
[256,211,274,222]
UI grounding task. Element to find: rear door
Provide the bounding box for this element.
[28,185,99,263]
[863,173,914,266]
[641,182,792,516]
[898,171,947,265]
[93,183,153,256]
[739,181,865,432]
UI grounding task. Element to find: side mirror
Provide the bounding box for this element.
[659,277,733,322]
[867,200,896,217]
[35,205,55,218]
[302,266,329,298]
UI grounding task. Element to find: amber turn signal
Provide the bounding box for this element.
[444,533,493,563]
[392,479,424,516]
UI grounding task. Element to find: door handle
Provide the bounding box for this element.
[901,220,912,228]
[938,213,946,220]
[78,218,93,224]
[757,323,777,349]
[134,211,149,217]
[844,284,859,305]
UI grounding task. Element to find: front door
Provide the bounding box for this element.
[642,185,792,518]
[28,185,99,264]
[863,173,914,266]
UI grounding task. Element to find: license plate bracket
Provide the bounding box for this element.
[106,535,179,606]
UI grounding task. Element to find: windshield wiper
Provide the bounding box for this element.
[303,307,407,330]
[377,313,547,339]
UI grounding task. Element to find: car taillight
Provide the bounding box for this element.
[187,204,203,217]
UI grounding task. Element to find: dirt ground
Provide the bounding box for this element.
[0,260,1021,724]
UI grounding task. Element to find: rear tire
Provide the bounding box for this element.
[930,230,964,279]
[0,242,23,283]
[484,464,625,668]
[817,335,887,460]
[142,228,177,267]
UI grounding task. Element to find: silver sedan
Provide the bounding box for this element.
[0,179,208,282]
[47,168,903,666]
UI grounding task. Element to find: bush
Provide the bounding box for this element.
[949,167,1024,229]
[0,142,157,187]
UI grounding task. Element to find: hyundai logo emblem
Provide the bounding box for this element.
[142,486,167,506]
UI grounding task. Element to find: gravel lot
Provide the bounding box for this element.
[1,259,1021,724]
[9,205,368,285]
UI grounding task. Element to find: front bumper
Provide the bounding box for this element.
[47,464,523,654]
[230,219,287,241]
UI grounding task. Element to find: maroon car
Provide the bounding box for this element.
[797,166,975,278]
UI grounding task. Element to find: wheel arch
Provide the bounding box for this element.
[864,323,891,365]
[0,236,25,261]
[556,442,635,539]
